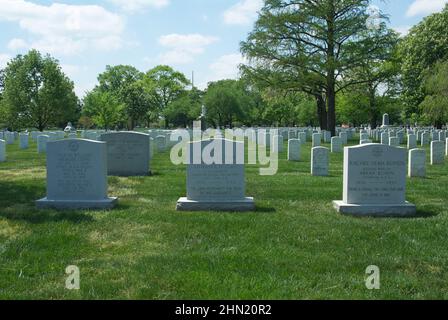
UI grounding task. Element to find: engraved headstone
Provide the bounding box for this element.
[389,136,399,147]
[176,138,255,211]
[100,132,151,176]
[421,132,430,146]
[333,144,416,216]
[407,134,417,149]
[408,149,426,178]
[298,132,307,145]
[288,139,301,161]
[339,132,347,145]
[156,135,166,152]
[19,133,29,149]
[0,139,5,162]
[331,137,343,153]
[311,147,329,176]
[431,141,444,165]
[312,133,322,148]
[381,132,389,145]
[36,139,117,209]
[37,135,50,154]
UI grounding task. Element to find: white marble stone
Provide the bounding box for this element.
[36,139,118,210]
[37,135,50,154]
[176,138,254,212]
[323,130,331,143]
[431,141,444,165]
[446,138,448,157]
[339,132,348,145]
[389,136,399,147]
[333,144,416,216]
[272,135,283,153]
[298,132,307,145]
[6,132,15,145]
[0,139,5,162]
[311,147,329,176]
[381,132,389,145]
[407,134,417,149]
[288,139,301,161]
[360,139,372,145]
[19,133,29,149]
[421,132,430,146]
[331,137,342,153]
[312,133,322,148]
[100,132,151,176]
[156,135,166,152]
[408,149,426,178]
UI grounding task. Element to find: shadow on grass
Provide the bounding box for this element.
[0,180,95,224]
[0,209,94,224]
[255,206,276,213]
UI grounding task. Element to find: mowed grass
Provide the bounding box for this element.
[1,137,448,300]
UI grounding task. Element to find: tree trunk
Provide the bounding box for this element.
[315,93,327,130]
[326,3,336,137]
[368,88,378,129]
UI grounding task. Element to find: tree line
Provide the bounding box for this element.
[1,0,447,132]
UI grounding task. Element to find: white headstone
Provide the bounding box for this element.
[298,132,307,145]
[19,133,29,149]
[339,132,348,145]
[421,132,430,146]
[6,132,15,145]
[407,134,417,149]
[311,147,329,176]
[312,133,322,148]
[176,138,255,211]
[408,149,426,178]
[100,132,151,176]
[0,139,5,162]
[431,141,444,165]
[389,136,399,147]
[331,137,342,153]
[381,132,389,145]
[37,135,50,154]
[36,139,118,209]
[156,135,166,152]
[333,144,416,216]
[288,139,301,161]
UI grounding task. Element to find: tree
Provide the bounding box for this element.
[399,4,448,119]
[241,0,393,135]
[1,50,78,131]
[204,80,246,128]
[96,65,145,129]
[419,60,448,128]
[82,89,124,130]
[341,29,400,128]
[164,88,202,128]
[142,65,190,127]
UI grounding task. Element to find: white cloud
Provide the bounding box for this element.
[223,0,263,26]
[198,53,246,88]
[108,0,169,13]
[158,33,218,65]
[7,38,28,51]
[0,0,125,56]
[0,53,11,69]
[406,0,448,17]
[393,25,411,36]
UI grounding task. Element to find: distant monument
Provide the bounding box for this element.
[198,105,207,131]
[64,122,76,133]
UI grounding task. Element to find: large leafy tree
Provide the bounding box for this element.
[419,60,448,128]
[204,79,247,128]
[96,65,146,129]
[164,87,202,128]
[1,50,78,131]
[142,65,190,127]
[341,29,400,128]
[399,4,448,119]
[241,0,393,135]
[82,89,124,130]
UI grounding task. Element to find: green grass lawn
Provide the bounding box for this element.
[1,137,448,299]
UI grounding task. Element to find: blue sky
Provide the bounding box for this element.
[0,0,447,98]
